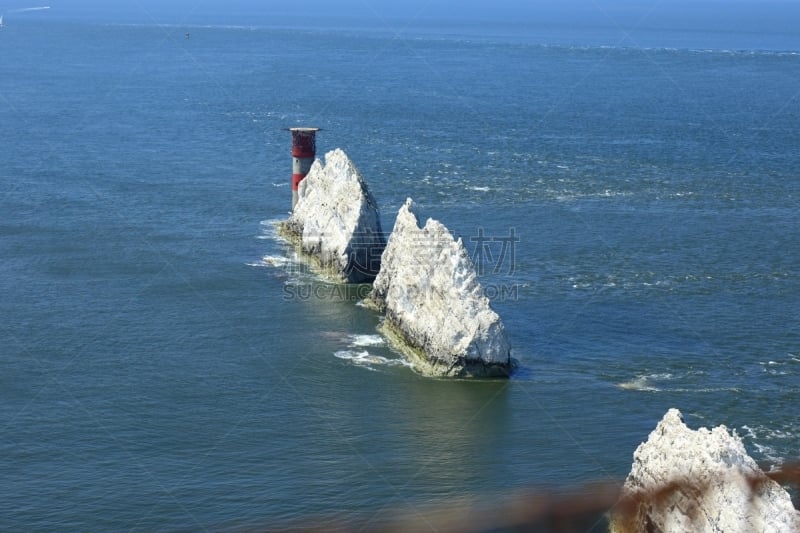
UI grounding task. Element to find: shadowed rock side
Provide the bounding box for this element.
[365,198,512,378]
[611,408,800,532]
[279,148,385,283]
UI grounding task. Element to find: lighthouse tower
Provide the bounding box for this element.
[289,127,320,210]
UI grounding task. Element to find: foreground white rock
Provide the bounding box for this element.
[280,148,385,283]
[365,198,512,377]
[611,408,800,532]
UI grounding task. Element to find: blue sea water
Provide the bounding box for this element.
[1,5,799,531]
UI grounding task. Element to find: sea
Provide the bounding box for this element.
[1,4,799,531]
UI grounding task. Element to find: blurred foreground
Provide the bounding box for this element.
[279,463,800,533]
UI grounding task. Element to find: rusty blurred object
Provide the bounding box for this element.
[371,482,620,533]
[766,462,800,487]
[611,461,800,533]
[268,462,800,533]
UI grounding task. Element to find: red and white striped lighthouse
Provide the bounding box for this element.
[289,127,320,210]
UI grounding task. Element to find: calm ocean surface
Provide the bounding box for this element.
[1,7,799,531]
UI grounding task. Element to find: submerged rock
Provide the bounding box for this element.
[280,148,385,283]
[365,198,512,377]
[611,408,800,532]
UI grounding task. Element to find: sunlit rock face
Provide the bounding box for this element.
[611,408,800,533]
[282,148,385,283]
[366,198,512,378]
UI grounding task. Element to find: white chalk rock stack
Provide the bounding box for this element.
[611,408,800,532]
[366,198,512,377]
[282,148,385,283]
